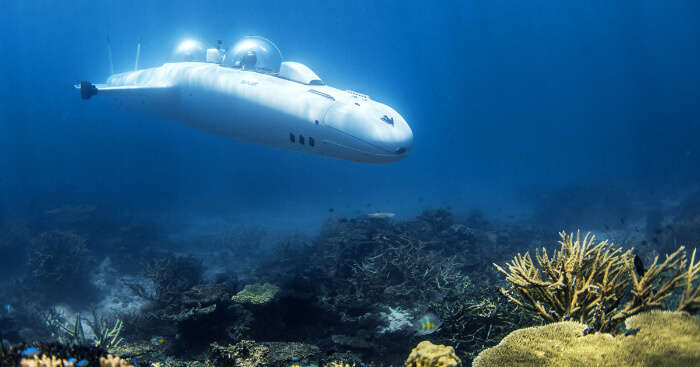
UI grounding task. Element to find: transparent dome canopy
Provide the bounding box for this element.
[224,36,283,73]
[173,39,206,62]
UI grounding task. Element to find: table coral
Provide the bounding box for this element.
[231,283,280,305]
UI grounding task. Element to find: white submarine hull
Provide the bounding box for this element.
[78,62,413,163]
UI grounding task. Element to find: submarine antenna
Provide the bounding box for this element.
[134,36,142,71]
[107,35,114,75]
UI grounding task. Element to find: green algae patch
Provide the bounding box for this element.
[473,311,700,367]
[232,283,280,305]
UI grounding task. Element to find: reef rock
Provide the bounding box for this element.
[472,310,700,367]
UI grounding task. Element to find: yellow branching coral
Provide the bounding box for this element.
[404,341,462,367]
[494,231,631,327]
[677,248,700,313]
[494,230,698,332]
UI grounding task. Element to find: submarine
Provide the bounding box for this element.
[76,36,413,163]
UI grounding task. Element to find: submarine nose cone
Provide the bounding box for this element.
[392,113,413,156]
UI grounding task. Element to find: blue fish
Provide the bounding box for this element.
[2,304,15,314]
[291,357,300,362]
[133,357,139,367]
[76,360,89,367]
[21,347,39,357]
[64,358,77,367]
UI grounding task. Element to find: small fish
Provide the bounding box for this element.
[328,208,334,213]
[21,347,39,357]
[76,360,88,367]
[634,254,646,276]
[291,357,300,362]
[415,313,441,335]
[150,336,165,346]
[64,358,77,367]
[2,304,15,314]
[367,212,395,219]
[132,357,139,367]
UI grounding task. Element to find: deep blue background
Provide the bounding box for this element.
[1,1,699,229]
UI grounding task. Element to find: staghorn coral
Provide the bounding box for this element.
[404,341,462,367]
[494,230,697,331]
[43,308,124,350]
[472,310,700,367]
[677,248,700,313]
[232,283,280,305]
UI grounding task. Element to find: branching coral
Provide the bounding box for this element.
[677,248,700,313]
[350,234,470,305]
[494,230,699,332]
[44,309,124,350]
[494,231,631,326]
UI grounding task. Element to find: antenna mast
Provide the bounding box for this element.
[134,36,142,71]
[107,36,115,75]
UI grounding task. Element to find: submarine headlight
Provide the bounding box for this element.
[173,39,206,62]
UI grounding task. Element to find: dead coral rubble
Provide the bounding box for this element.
[494,230,700,332]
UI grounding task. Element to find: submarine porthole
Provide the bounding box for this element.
[289,133,295,142]
[299,135,305,145]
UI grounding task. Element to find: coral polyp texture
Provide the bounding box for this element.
[232,283,280,305]
[494,230,700,332]
[404,341,462,367]
[472,310,700,367]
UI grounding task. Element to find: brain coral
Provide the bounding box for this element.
[472,310,700,367]
[404,341,462,367]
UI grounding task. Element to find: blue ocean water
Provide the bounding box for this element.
[2,0,697,227]
[1,1,699,365]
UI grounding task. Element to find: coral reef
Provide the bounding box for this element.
[20,353,134,367]
[1,342,112,367]
[404,341,462,367]
[211,340,319,367]
[472,310,700,367]
[141,255,204,306]
[232,283,280,305]
[494,230,699,331]
[43,308,124,350]
[26,231,97,306]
